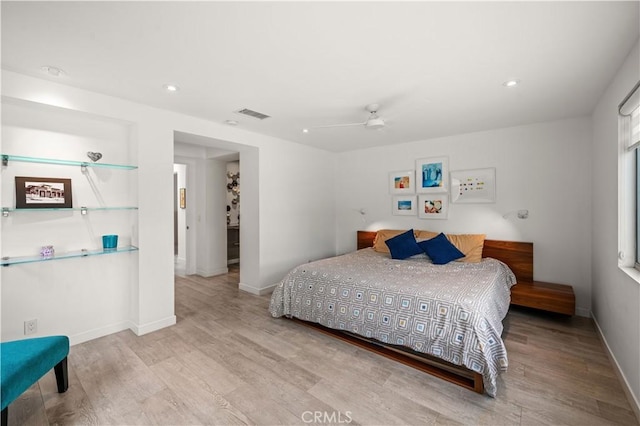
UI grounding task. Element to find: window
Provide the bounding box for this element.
[637,147,640,266]
[619,81,640,271]
[631,96,639,269]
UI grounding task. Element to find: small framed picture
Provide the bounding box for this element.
[416,157,448,193]
[15,176,72,209]
[389,170,414,194]
[392,196,416,216]
[418,194,448,219]
[179,188,186,209]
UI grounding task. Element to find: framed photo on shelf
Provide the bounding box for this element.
[15,176,72,209]
[416,156,448,193]
[450,168,496,203]
[392,196,416,216]
[418,194,448,219]
[389,170,415,194]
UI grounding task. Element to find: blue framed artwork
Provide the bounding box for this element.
[416,156,448,193]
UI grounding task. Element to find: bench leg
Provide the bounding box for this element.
[1,406,7,426]
[54,357,68,393]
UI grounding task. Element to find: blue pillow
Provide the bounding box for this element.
[417,233,465,265]
[385,229,423,260]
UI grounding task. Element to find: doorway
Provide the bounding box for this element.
[173,163,188,276]
[173,132,259,293]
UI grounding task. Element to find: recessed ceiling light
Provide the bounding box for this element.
[224,120,239,126]
[40,66,66,77]
[302,128,309,133]
[163,84,180,92]
[503,79,521,88]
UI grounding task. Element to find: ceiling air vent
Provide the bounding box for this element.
[234,108,271,120]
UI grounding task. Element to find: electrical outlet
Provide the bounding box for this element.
[24,319,37,335]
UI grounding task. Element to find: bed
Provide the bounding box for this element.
[269,230,533,397]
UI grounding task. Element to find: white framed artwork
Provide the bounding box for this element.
[389,170,415,194]
[418,194,449,219]
[392,196,416,216]
[416,156,448,193]
[450,168,496,203]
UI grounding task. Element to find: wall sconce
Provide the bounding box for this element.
[358,208,367,224]
[503,209,529,219]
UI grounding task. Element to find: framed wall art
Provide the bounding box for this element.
[389,170,414,194]
[179,187,186,209]
[15,176,73,209]
[392,196,416,216]
[416,156,448,193]
[450,168,496,203]
[418,194,448,219]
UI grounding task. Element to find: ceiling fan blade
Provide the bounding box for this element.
[311,121,366,129]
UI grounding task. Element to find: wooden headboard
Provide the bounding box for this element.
[357,230,533,283]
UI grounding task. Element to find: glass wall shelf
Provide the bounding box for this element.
[2,206,138,216]
[1,154,137,170]
[1,246,139,266]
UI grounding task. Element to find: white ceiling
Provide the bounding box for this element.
[2,1,639,152]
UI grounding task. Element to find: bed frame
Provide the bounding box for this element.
[292,230,534,395]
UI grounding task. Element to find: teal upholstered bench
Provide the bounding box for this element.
[1,336,69,426]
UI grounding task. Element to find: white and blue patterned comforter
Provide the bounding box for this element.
[269,248,516,397]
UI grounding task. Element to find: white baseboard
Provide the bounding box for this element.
[592,312,640,423]
[130,315,177,336]
[196,266,229,278]
[69,321,132,346]
[68,316,177,346]
[239,281,277,296]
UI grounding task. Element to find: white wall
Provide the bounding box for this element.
[197,158,228,277]
[591,39,640,414]
[1,70,337,343]
[335,117,593,316]
[255,140,337,290]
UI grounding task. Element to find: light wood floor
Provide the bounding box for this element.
[9,265,639,425]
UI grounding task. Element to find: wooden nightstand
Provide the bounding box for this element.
[510,281,575,315]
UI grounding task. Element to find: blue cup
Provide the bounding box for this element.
[102,234,118,250]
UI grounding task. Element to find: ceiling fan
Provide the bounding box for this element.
[306,103,386,132]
